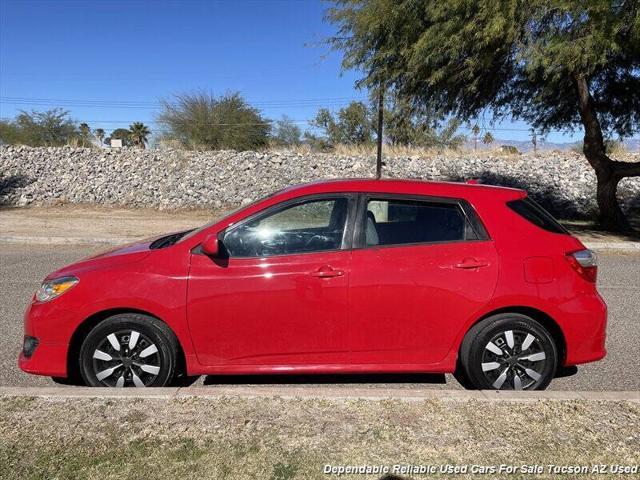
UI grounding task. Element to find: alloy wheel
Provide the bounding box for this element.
[480,329,548,390]
[91,330,161,387]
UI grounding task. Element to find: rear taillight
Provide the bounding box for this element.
[565,249,598,283]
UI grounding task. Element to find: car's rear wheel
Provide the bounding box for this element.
[458,313,557,390]
[79,313,177,387]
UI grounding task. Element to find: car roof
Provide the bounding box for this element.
[277,178,526,201]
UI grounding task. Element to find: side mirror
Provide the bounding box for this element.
[201,235,220,257]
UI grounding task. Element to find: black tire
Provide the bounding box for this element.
[79,313,178,387]
[457,313,557,391]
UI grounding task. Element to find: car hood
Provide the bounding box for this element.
[45,238,156,280]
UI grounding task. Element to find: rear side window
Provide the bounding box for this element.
[507,198,568,234]
[365,199,479,246]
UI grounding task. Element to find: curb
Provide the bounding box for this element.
[584,241,640,251]
[0,386,638,402]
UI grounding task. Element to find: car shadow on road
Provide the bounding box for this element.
[202,372,447,386]
[556,365,578,378]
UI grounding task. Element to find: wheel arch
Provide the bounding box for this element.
[66,307,188,383]
[460,306,567,365]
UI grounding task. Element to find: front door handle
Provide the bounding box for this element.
[309,265,344,278]
[454,258,489,269]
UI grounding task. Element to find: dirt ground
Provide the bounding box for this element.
[1,396,638,480]
[0,205,638,245]
[0,205,225,243]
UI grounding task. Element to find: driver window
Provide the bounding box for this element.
[223,198,348,257]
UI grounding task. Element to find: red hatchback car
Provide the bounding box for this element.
[19,179,607,390]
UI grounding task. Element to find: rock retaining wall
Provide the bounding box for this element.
[1,146,639,218]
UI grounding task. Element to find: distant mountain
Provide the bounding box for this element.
[623,138,640,151]
[465,138,574,153]
[465,137,639,153]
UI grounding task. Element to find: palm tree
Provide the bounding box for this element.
[482,131,494,147]
[129,122,150,149]
[471,124,480,152]
[79,123,90,147]
[94,128,105,146]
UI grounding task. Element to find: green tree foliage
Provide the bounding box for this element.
[0,120,23,145]
[310,101,374,145]
[328,0,640,231]
[309,108,341,145]
[384,96,465,149]
[79,123,91,147]
[129,122,151,149]
[109,128,133,147]
[482,132,495,146]
[157,92,270,151]
[272,115,302,146]
[383,97,416,147]
[309,98,464,150]
[94,128,105,145]
[434,118,466,150]
[0,109,77,146]
[302,131,334,152]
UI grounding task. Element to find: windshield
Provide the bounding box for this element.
[149,230,195,249]
[177,189,284,244]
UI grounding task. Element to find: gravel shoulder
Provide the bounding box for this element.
[1,395,638,480]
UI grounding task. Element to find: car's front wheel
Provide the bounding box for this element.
[457,313,558,390]
[79,313,177,387]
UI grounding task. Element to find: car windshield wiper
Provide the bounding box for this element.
[149,230,194,250]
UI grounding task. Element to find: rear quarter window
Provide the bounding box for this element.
[507,198,568,234]
[364,198,483,246]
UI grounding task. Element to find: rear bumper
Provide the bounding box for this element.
[564,334,606,366]
[562,292,607,366]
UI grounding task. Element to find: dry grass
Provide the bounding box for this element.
[142,139,640,161]
[1,396,638,480]
[273,143,474,158]
[264,144,552,158]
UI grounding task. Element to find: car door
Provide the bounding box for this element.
[349,194,499,366]
[187,194,356,366]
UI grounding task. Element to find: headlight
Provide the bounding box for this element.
[35,276,79,302]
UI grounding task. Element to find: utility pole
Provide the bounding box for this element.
[376,88,384,179]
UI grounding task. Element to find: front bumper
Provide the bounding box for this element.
[18,343,68,377]
[18,300,73,378]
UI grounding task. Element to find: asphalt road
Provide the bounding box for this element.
[1,244,638,391]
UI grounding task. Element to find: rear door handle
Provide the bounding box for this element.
[309,265,344,278]
[454,258,489,269]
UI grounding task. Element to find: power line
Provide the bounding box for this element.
[0,96,537,131]
[0,115,502,129]
[1,95,365,103]
[5,101,637,138]
[0,117,327,133]
[0,95,368,110]
[0,114,583,135]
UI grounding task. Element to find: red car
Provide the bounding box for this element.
[19,179,607,390]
